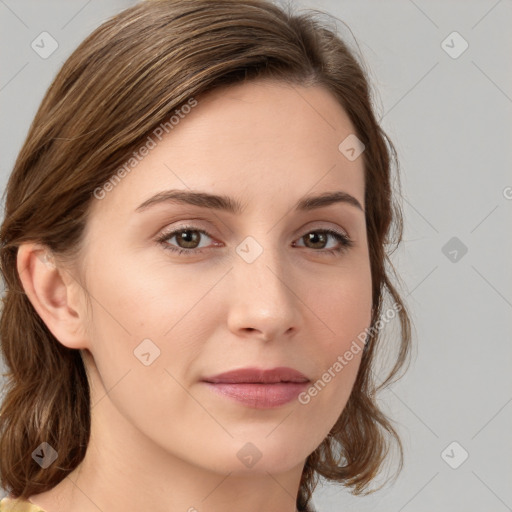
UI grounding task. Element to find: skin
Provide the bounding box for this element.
[17,79,372,512]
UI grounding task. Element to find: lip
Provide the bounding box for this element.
[203,382,309,408]
[201,367,310,409]
[201,366,310,384]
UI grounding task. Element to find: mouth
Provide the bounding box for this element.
[201,366,310,408]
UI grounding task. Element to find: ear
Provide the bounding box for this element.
[16,243,90,350]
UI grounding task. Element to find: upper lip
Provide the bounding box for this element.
[202,366,310,384]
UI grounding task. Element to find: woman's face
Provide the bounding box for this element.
[76,80,372,475]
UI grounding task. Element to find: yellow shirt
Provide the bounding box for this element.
[0,497,46,512]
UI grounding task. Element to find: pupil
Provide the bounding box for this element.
[308,232,325,248]
[179,230,198,247]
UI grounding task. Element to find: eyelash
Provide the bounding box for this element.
[155,225,354,257]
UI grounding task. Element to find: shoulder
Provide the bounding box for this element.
[0,497,46,512]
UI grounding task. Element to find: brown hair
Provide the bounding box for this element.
[0,0,412,509]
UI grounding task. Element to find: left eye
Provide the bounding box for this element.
[156,226,353,256]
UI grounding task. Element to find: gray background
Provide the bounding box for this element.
[1,0,511,510]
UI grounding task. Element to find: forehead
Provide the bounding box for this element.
[89,79,365,220]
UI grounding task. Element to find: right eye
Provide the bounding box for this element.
[156,225,218,256]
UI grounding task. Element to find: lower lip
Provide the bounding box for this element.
[202,382,309,409]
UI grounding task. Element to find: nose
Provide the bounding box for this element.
[226,242,301,342]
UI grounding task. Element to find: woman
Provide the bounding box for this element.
[0,1,412,511]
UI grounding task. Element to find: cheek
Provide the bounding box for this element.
[82,253,221,390]
[298,259,372,418]
[310,254,373,345]
[81,260,209,448]
[85,252,197,338]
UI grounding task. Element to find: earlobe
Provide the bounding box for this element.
[16,243,90,351]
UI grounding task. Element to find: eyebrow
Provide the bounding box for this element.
[135,189,364,214]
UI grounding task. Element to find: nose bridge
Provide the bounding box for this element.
[227,233,299,339]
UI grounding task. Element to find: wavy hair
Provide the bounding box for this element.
[0,0,412,509]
